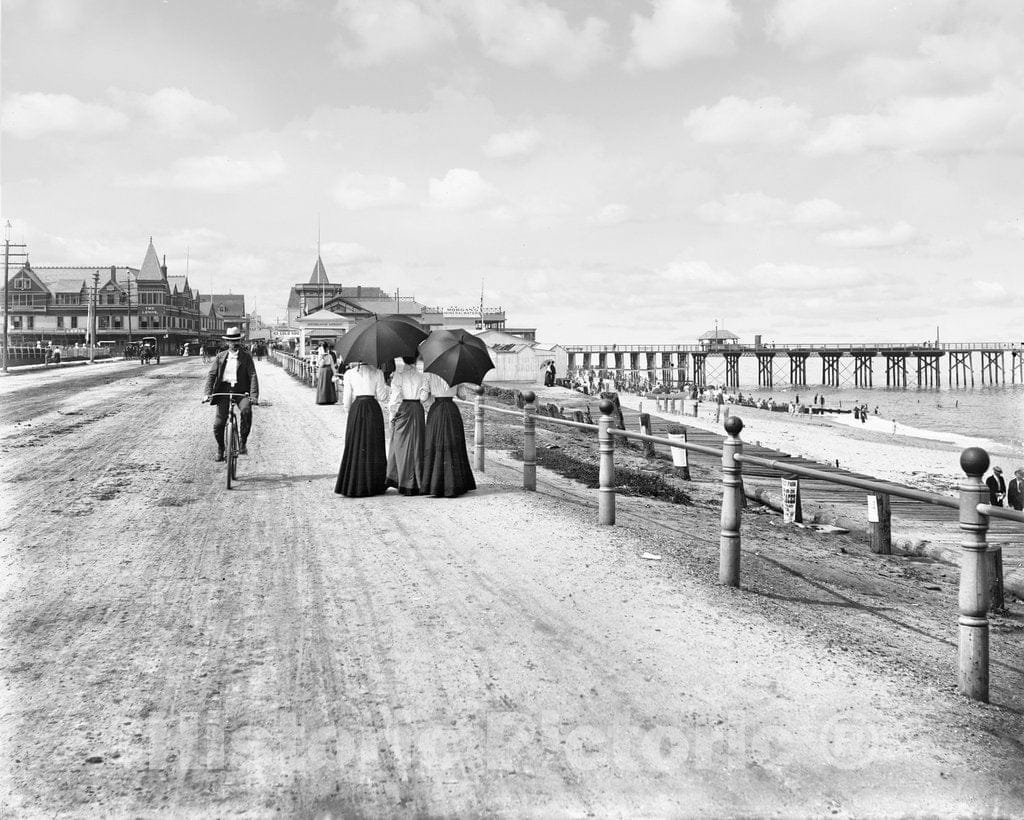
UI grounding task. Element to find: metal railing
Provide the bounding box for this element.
[463,388,1024,704]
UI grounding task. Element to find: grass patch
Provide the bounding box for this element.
[508,447,691,505]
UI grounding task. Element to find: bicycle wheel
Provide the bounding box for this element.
[230,419,240,482]
[226,418,236,489]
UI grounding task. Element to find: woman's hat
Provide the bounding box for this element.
[222,327,243,341]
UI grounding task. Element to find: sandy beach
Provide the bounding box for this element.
[617,393,1024,498]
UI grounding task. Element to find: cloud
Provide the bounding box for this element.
[332,172,411,209]
[844,32,1017,100]
[128,152,287,190]
[984,218,1024,239]
[804,84,1024,156]
[791,198,862,227]
[106,87,235,137]
[333,0,456,65]
[747,262,870,290]
[766,0,953,61]
[2,92,128,139]
[592,203,632,225]
[969,280,1009,301]
[684,96,811,146]
[818,221,918,249]
[463,0,611,79]
[697,192,859,228]
[482,128,542,158]
[426,168,497,210]
[626,0,741,71]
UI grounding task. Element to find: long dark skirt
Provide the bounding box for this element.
[386,399,425,495]
[335,396,387,497]
[420,397,476,498]
[316,365,337,405]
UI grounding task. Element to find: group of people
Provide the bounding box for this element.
[333,356,476,499]
[202,332,476,498]
[986,465,1024,510]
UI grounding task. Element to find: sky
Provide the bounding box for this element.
[2,0,1023,345]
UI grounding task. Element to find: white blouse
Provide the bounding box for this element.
[425,373,466,399]
[342,364,388,411]
[388,367,430,418]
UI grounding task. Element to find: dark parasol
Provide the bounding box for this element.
[418,328,495,386]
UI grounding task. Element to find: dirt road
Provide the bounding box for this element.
[2,359,1023,816]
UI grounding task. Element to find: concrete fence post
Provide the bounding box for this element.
[598,399,616,525]
[719,416,744,586]
[474,385,486,472]
[958,446,991,702]
[523,390,537,491]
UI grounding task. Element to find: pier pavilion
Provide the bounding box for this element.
[564,338,1024,390]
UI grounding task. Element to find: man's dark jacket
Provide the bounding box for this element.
[204,348,260,402]
[1008,477,1024,511]
[985,473,1006,506]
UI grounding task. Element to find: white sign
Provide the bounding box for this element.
[866,495,879,523]
[781,477,802,524]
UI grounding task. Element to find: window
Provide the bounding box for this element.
[12,278,30,290]
[70,316,78,329]
[25,316,33,330]
[57,316,64,328]
[99,316,109,329]
[113,317,122,329]
[11,317,21,329]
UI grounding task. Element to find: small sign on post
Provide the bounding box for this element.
[781,476,802,524]
[867,492,891,554]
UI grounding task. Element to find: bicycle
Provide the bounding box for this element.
[206,391,251,489]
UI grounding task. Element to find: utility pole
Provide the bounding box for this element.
[2,220,29,374]
[89,271,99,363]
[126,272,133,345]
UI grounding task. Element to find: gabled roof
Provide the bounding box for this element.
[298,308,347,322]
[167,275,191,296]
[699,328,739,341]
[209,294,246,316]
[308,256,330,285]
[138,237,165,281]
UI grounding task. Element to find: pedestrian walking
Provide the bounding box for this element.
[334,361,389,497]
[386,356,430,496]
[986,465,1007,507]
[314,343,338,405]
[419,374,476,498]
[1007,468,1024,511]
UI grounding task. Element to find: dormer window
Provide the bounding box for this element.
[12,278,30,290]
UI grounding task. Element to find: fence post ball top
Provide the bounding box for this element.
[960,446,989,477]
[523,390,536,405]
[724,416,744,436]
[475,384,485,396]
[599,399,615,416]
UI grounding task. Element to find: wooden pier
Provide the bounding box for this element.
[565,342,1024,390]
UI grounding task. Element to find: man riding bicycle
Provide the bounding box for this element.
[203,327,259,461]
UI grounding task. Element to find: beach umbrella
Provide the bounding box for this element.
[418,328,495,386]
[335,314,428,368]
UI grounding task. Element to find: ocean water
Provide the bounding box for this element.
[735,384,1024,454]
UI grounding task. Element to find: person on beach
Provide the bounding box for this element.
[1008,469,1024,511]
[335,361,389,497]
[314,343,338,405]
[419,373,477,498]
[386,356,430,496]
[985,466,1006,507]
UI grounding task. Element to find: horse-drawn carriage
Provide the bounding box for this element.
[139,336,161,365]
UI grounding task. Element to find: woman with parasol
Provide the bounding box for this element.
[417,329,494,498]
[334,359,389,497]
[333,315,428,497]
[385,355,430,495]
